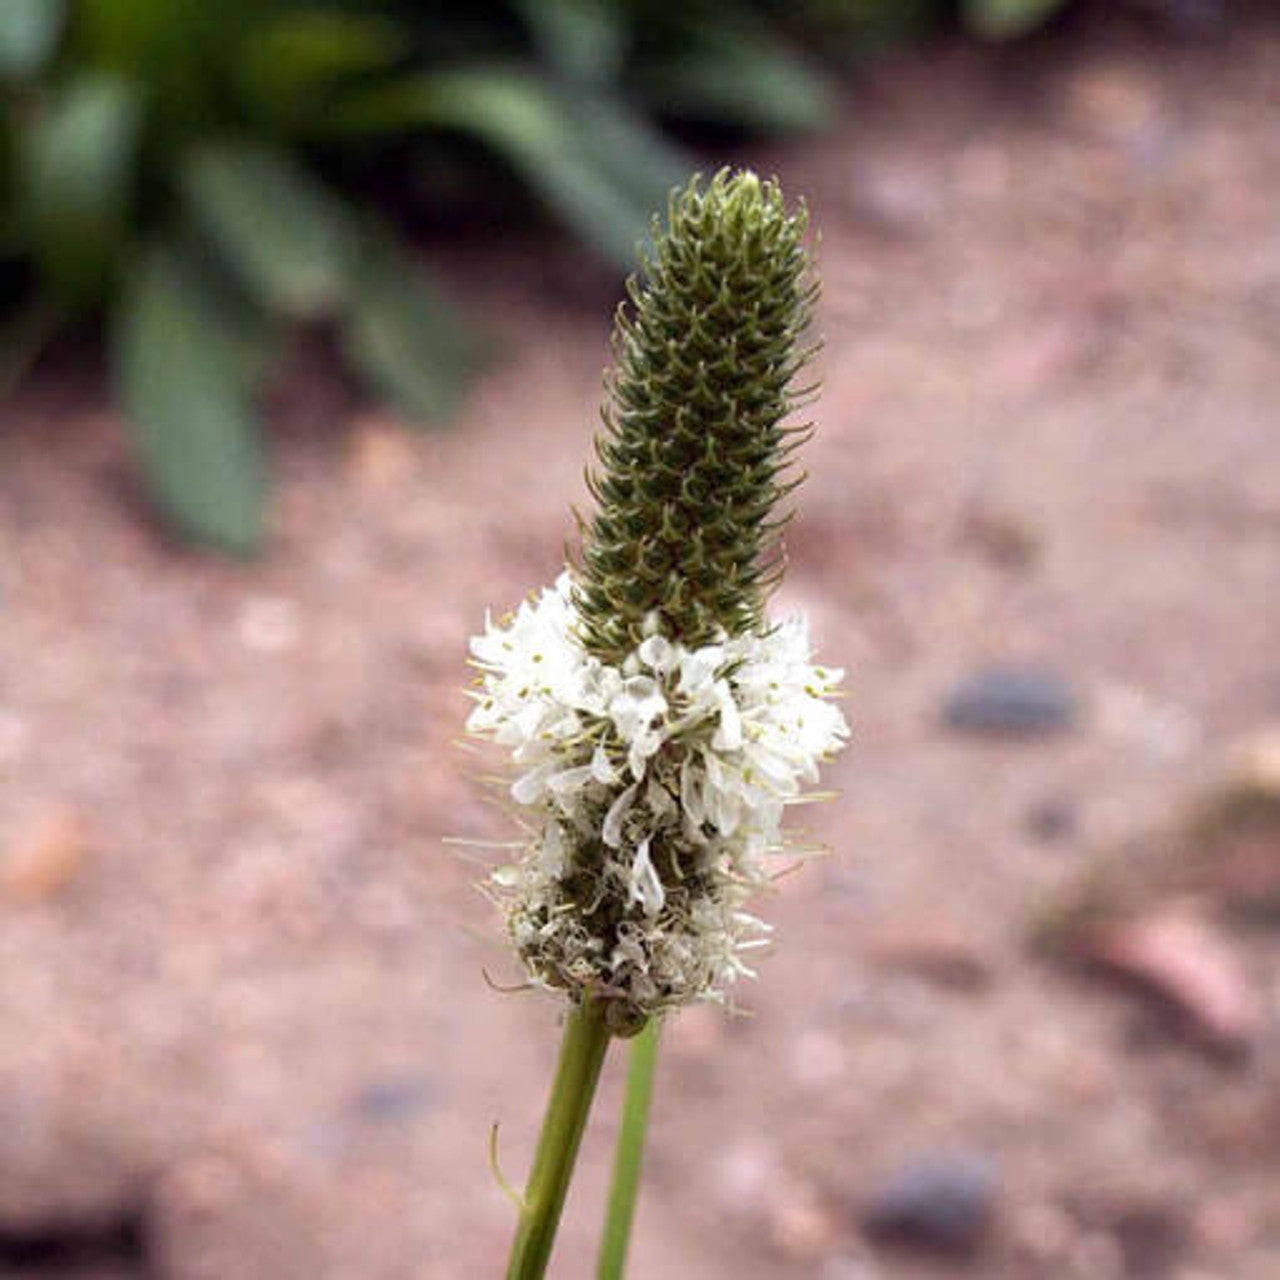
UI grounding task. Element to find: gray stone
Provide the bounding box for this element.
[353,1077,433,1123]
[943,667,1078,737]
[863,1150,998,1255]
[1026,796,1077,844]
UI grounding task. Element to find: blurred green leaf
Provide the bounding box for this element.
[114,242,266,554]
[0,0,65,78]
[568,94,688,236]
[637,21,832,133]
[235,11,407,132]
[335,68,686,267]
[180,143,361,318]
[341,233,482,424]
[768,0,947,58]
[511,0,624,85]
[77,0,260,135]
[166,218,281,387]
[17,73,140,306]
[4,0,890,555]
[963,0,1068,39]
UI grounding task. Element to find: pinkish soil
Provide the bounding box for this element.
[2,12,1280,1280]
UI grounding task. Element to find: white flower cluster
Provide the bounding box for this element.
[467,573,848,1023]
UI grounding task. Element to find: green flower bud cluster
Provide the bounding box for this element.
[574,169,818,661]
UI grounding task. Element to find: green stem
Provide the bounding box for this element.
[506,1002,612,1280]
[596,1018,661,1280]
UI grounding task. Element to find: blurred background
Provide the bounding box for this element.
[2,1,1279,1276]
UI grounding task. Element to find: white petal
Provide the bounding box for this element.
[602,781,639,848]
[678,645,724,694]
[590,744,616,784]
[540,822,565,874]
[629,838,665,916]
[680,754,706,827]
[548,764,594,794]
[711,683,743,750]
[638,634,675,673]
[512,762,555,805]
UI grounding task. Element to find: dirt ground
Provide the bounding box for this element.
[2,10,1279,1279]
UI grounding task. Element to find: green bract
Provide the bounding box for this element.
[576,170,817,659]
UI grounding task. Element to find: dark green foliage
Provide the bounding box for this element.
[1,0,1075,551]
[115,242,267,553]
[576,171,816,659]
[963,0,1070,39]
[341,235,481,423]
[0,0,65,79]
[331,66,689,268]
[13,71,139,307]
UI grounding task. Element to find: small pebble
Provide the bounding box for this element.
[1078,903,1260,1057]
[1097,684,1199,761]
[862,1149,998,1255]
[716,1141,778,1218]
[346,418,417,489]
[355,1077,433,1122]
[2,807,85,903]
[237,596,299,654]
[1229,727,1280,795]
[864,919,993,991]
[768,1182,838,1262]
[943,667,1077,737]
[1026,797,1078,844]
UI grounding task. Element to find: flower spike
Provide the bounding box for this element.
[467,170,847,1037]
[575,170,818,661]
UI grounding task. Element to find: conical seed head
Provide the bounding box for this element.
[575,169,818,662]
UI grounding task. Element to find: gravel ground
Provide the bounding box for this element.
[2,10,1279,1279]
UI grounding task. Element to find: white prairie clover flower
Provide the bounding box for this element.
[468,577,848,1032]
[466,170,848,1038]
